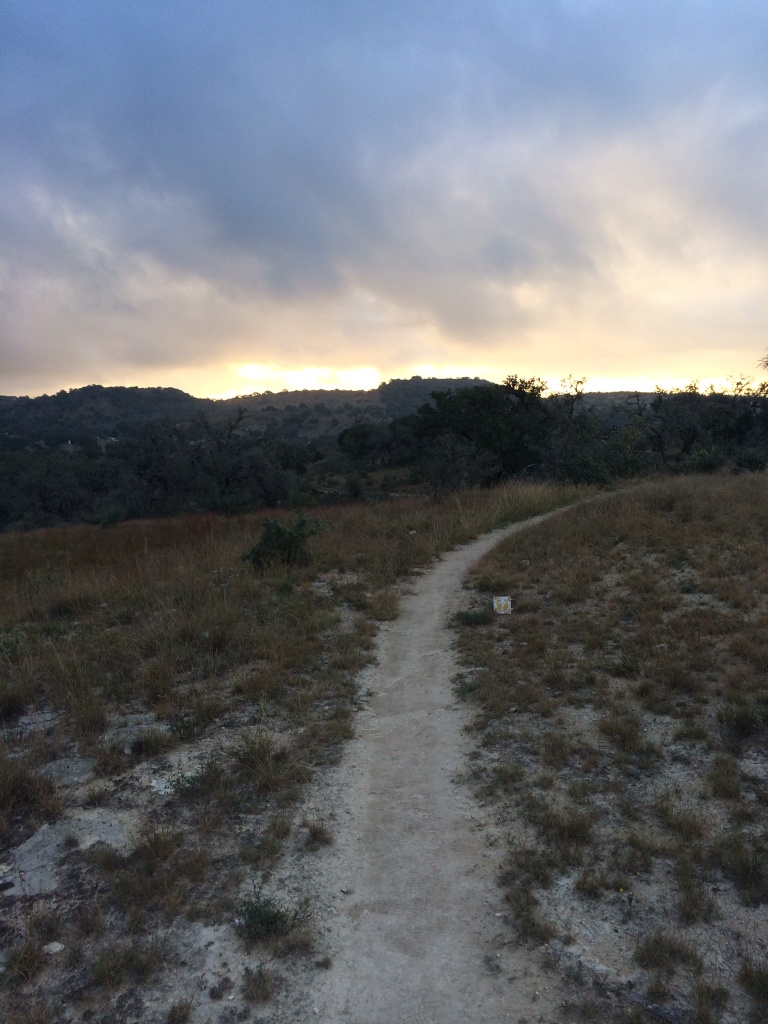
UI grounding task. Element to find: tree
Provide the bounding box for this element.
[398,378,550,479]
[421,432,499,496]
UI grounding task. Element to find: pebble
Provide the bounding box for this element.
[44,942,65,955]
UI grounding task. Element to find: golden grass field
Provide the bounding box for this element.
[455,473,768,1023]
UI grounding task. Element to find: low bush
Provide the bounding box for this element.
[243,513,323,570]
[235,891,310,950]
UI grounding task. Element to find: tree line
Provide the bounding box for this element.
[339,376,768,493]
[0,413,320,530]
[2,375,768,530]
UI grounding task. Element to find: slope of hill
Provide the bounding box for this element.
[0,386,211,444]
[0,377,495,529]
[0,377,491,446]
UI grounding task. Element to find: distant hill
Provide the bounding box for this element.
[0,377,493,446]
[1,378,757,533]
[0,385,210,445]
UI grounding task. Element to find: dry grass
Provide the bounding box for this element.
[302,816,334,850]
[0,480,583,1019]
[241,963,278,1003]
[0,745,62,836]
[456,473,768,1024]
[90,939,165,987]
[0,938,46,988]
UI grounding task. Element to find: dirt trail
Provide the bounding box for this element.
[285,511,573,1024]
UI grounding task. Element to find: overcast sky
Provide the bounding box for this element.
[2,0,767,397]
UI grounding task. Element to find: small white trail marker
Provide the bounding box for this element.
[493,596,512,614]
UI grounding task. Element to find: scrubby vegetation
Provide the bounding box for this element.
[4,393,768,1021]
[0,377,483,529]
[0,479,582,1021]
[455,473,768,1023]
[243,512,324,570]
[4,373,768,530]
[351,375,768,490]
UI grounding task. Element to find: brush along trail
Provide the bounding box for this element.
[282,510,574,1023]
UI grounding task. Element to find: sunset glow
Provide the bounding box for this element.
[2,2,767,398]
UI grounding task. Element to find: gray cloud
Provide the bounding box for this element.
[2,1,768,392]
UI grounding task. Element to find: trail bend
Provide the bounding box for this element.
[284,508,573,1024]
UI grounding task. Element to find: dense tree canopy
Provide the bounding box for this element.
[2,376,768,530]
[0,414,320,530]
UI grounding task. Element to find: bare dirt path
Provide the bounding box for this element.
[279,510,575,1024]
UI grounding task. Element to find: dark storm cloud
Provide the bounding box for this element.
[2,0,768,390]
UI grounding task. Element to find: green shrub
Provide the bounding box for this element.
[243,513,323,570]
[557,453,612,485]
[0,940,45,987]
[710,832,768,905]
[739,958,768,1019]
[718,701,768,749]
[735,449,768,472]
[679,448,726,474]
[453,606,496,626]
[235,891,309,947]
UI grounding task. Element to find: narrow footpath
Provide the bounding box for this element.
[287,510,573,1024]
